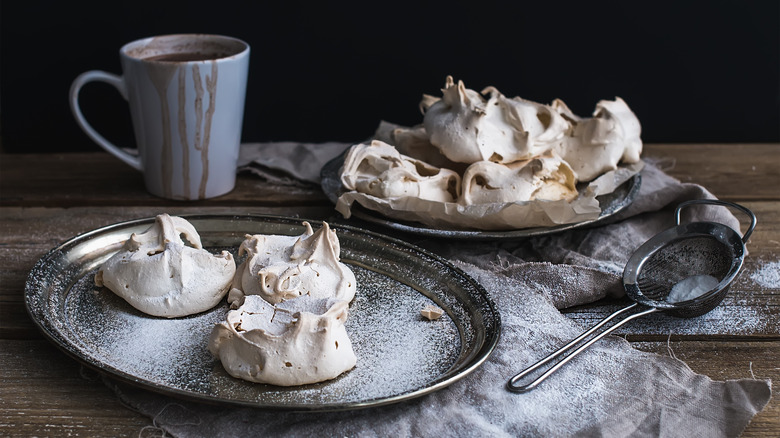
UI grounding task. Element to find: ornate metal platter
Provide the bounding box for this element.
[25,215,500,411]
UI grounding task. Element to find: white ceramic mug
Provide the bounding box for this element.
[70,34,250,200]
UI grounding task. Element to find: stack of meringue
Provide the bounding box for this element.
[95,215,359,386]
[208,222,359,386]
[336,76,644,230]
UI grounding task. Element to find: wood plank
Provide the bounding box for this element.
[3,144,778,207]
[0,153,330,207]
[0,340,151,437]
[3,201,778,340]
[643,143,780,201]
[630,340,780,438]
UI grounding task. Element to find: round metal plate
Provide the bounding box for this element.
[25,215,500,411]
[320,152,641,240]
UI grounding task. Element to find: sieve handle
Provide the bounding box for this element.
[507,303,659,393]
[675,199,757,243]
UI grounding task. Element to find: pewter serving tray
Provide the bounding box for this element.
[25,215,500,411]
[321,152,641,239]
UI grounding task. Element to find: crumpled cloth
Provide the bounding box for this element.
[239,141,348,185]
[109,143,771,437]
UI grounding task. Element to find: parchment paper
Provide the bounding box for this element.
[336,160,643,230]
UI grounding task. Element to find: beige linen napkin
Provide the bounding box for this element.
[105,143,771,437]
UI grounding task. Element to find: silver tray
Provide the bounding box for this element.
[25,215,500,411]
[321,152,641,239]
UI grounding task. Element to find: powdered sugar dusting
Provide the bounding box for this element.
[58,263,467,406]
[750,259,780,289]
[25,219,497,410]
[64,274,224,393]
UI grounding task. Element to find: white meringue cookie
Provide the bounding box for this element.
[480,87,569,160]
[422,76,568,164]
[461,152,578,205]
[209,295,357,386]
[340,140,461,203]
[94,214,236,318]
[387,124,465,171]
[228,222,357,307]
[552,97,643,181]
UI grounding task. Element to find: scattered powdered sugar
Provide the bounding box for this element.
[50,257,480,408]
[339,268,461,400]
[750,260,780,289]
[64,274,224,393]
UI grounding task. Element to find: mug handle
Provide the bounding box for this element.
[69,71,142,171]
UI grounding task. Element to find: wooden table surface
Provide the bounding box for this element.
[1,144,778,437]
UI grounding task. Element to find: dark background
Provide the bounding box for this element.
[1,1,778,154]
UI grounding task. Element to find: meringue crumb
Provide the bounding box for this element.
[420,304,444,320]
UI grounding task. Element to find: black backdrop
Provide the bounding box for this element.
[2,1,778,153]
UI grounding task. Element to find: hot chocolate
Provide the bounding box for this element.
[143,51,232,62]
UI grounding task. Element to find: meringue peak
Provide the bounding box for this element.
[228,222,357,307]
[291,221,340,266]
[94,214,236,318]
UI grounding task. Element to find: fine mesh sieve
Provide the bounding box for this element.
[507,199,757,393]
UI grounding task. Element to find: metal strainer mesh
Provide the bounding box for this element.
[632,234,737,317]
[507,200,756,393]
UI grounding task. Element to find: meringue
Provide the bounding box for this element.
[228,221,357,307]
[387,124,464,171]
[335,76,645,231]
[552,97,643,181]
[422,76,568,164]
[94,214,236,318]
[209,294,357,386]
[420,304,444,321]
[460,152,578,205]
[340,140,461,203]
